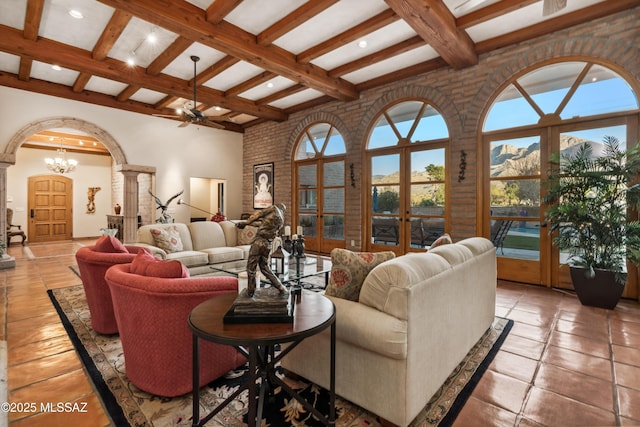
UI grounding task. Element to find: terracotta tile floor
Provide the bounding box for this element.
[1,240,639,426]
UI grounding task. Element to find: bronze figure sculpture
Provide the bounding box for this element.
[237,203,287,297]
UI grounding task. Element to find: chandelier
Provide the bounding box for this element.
[45,141,78,174]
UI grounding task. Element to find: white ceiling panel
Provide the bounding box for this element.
[311,20,418,71]
[225,0,307,35]
[342,45,439,85]
[109,17,179,68]
[239,76,298,101]
[274,0,389,54]
[162,44,226,80]
[0,0,27,30]
[30,61,79,85]
[40,0,114,50]
[0,51,20,74]
[84,76,128,96]
[467,0,608,42]
[268,88,325,109]
[203,61,265,91]
[128,88,167,104]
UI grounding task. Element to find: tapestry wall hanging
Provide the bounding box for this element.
[253,162,274,209]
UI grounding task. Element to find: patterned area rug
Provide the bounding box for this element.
[48,285,512,427]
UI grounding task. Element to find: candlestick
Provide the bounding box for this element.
[297,225,303,235]
[284,226,291,236]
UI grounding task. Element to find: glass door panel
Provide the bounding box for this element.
[297,163,318,251]
[555,123,629,290]
[488,134,544,284]
[370,154,401,252]
[320,160,345,253]
[408,148,445,250]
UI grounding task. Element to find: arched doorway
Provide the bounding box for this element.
[0,117,149,244]
[365,99,449,255]
[481,60,640,297]
[292,122,347,254]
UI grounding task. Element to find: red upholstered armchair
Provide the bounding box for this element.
[105,263,246,397]
[75,238,147,334]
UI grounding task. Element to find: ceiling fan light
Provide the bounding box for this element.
[147,28,157,44]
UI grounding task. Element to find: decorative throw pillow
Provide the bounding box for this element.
[150,225,184,253]
[430,233,452,248]
[325,248,395,301]
[238,226,257,245]
[93,235,128,253]
[130,251,189,278]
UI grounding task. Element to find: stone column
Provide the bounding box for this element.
[0,154,16,248]
[116,164,155,244]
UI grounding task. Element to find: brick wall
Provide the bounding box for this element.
[243,8,640,250]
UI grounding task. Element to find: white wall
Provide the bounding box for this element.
[0,86,244,234]
[7,148,112,238]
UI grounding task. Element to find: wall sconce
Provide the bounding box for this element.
[458,150,467,183]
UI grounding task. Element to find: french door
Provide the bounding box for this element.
[294,158,345,254]
[367,145,446,255]
[484,117,638,295]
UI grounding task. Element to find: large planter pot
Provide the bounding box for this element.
[569,266,625,309]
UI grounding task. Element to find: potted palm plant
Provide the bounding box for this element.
[543,136,640,309]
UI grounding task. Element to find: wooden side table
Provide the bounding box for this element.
[189,292,336,427]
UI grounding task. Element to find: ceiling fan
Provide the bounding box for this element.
[454,0,566,16]
[154,55,226,129]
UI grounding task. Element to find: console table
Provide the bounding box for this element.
[189,292,336,427]
[106,215,123,242]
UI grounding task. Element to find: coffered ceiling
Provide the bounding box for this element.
[0,0,636,134]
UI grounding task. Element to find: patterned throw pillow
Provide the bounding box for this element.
[150,225,184,253]
[238,226,258,245]
[325,248,395,301]
[430,233,452,249]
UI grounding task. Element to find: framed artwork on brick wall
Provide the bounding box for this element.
[253,162,274,209]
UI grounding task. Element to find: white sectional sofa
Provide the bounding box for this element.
[135,221,252,276]
[281,237,497,427]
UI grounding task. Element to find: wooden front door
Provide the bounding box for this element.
[28,175,73,242]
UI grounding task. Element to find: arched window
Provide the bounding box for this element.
[293,123,346,254]
[482,59,639,288]
[366,100,449,254]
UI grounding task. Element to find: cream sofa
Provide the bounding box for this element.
[135,221,252,276]
[281,237,497,427]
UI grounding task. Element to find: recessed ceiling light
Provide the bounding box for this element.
[51,65,62,71]
[126,55,135,66]
[267,82,274,88]
[358,40,368,48]
[68,9,84,19]
[147,28,157,44]
[214,106,222,111]
[78,140,84,145]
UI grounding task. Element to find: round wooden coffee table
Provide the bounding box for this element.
[189,291,336,427]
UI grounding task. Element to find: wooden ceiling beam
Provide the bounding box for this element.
[74,9,132,94]
[384,0,477,69]
[297,9,400,64]
[155,95,179,109]
[97,0,359,101]
[19,0,45,82]
[24,0,45,40]
[196,55,240,84]
[0,24,287,121]
[18,59,32,82]
[256,84,307,106]
[206,0,243,25]
[257,0,339,46]
[146,36,192,76]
